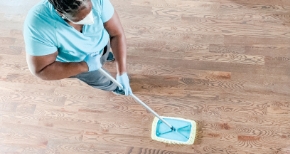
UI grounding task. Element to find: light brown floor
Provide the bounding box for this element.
[1,0,290,154]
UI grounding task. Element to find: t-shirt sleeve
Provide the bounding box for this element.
[23,9,57,56]
[100,0,115,23]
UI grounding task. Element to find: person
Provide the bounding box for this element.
[23,0,132,95]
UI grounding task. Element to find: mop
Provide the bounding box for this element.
[99,68,196,145]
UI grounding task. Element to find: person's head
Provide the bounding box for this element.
[49,0,92,23]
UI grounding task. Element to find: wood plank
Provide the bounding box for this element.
[1,0,290,153]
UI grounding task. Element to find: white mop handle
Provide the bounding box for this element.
[130,94,173,129]
[99,68,173,129]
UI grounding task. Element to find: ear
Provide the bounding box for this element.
[55,9,66,19]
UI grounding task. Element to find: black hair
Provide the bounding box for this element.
[48,0,85,14]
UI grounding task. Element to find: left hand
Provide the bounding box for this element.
[116,73,132,96]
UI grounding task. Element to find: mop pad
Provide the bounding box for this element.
[151,117,196,144]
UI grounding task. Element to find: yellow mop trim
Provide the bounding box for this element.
[151,116,197,145]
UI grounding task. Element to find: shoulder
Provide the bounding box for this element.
[24,0,56,34]
[23,0,59,48]
[91,0,114,22]
[91,0,114,9]
[91,0,102,6]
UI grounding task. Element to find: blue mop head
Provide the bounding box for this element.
[151,116,196,144]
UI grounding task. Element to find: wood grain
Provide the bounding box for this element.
[1,0,290,153]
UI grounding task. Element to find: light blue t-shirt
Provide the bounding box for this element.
[23,0,114,62]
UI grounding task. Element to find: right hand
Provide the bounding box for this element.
[84,52,102,72]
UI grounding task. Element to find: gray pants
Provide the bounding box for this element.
[70,44,118,91]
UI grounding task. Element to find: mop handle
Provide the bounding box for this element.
[99,68,173,129]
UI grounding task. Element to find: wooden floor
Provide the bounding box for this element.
[1,0,290,153]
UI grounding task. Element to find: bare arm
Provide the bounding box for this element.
[26,51,88,80]
[104,11,127,75]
